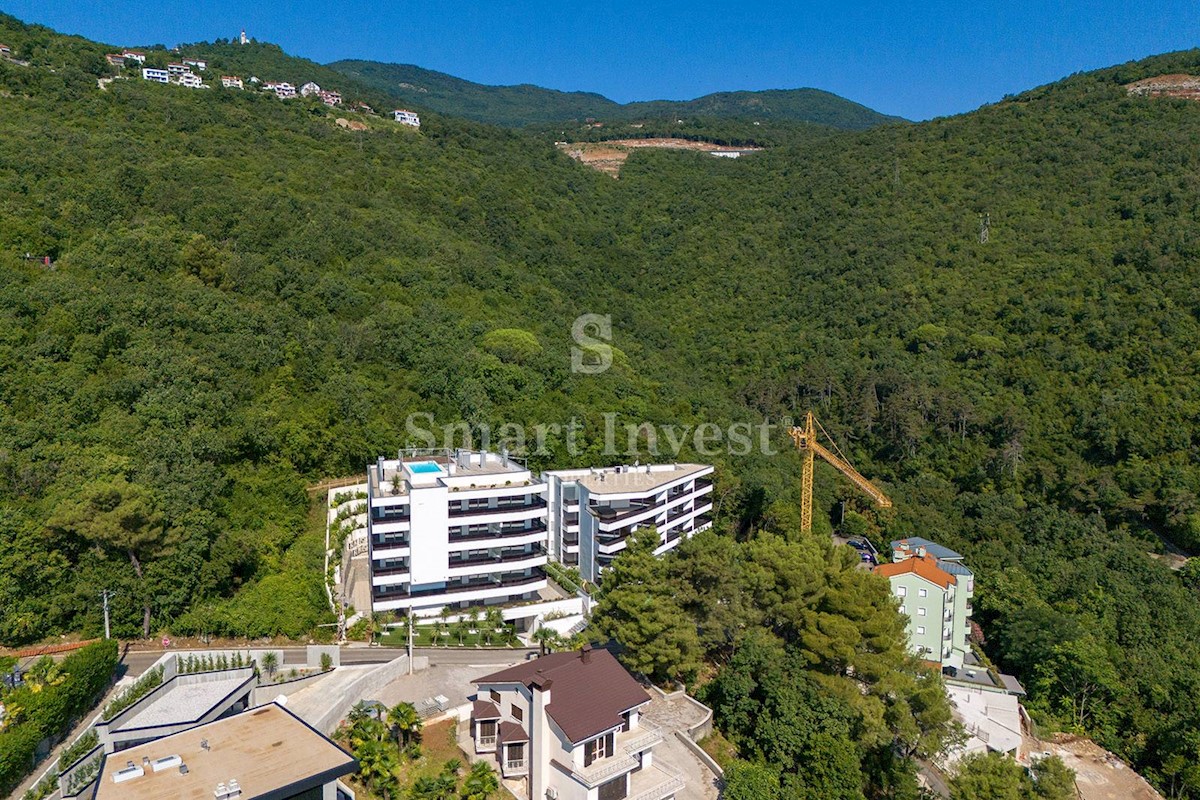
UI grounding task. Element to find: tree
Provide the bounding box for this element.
[47,470,164,637]
[950,752,1029,800]
[259,651,279,678]
[460,759,500,800]
[532,625,557,655]
[354,736,399,798]
[590,526,702,684]
[722,760,781,800]
[1032,635,1120,730]
[386,701,422,751]
[1031,755,1077,800]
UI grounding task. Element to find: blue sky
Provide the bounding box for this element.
[6,1,1200,120]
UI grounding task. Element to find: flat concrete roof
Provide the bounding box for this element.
[572,464,710,495]
[116,676,250,730]
[95,703,356,800]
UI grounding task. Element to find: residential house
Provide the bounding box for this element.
[943,684,1023,766]
[121,50,146,63]
[166,62,188,77]
[92,703,356,800]
[471,646,683,800]
[141,68,169,84]
[544,463,713,581]
[354,102,374,114]
[105,54,126,67]
[176,72,203,89]
[318,90,342,106]
[299,81,322,97]
[874,537,974,669]
[182,58,206,71]
[366,449,549,617]
[0,44,12,57]
[393,109,421,127]
[220,75,243,89]
[265,81,296,99]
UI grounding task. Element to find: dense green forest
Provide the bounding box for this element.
[2,10,1200,796]
[328,59,903,129]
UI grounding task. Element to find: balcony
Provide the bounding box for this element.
[695,478,713,491]
[412,569,547,599]
[449,497,547,518]
[629,764,686,800]
[371,534,410,548]
[564,512,579,525]
[449,546,547,569]
[591,501,657,525]
[450,520,548,544]
[504,759,526,775]
[373,565,411,577]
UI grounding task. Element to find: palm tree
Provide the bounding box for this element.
[387,701,422,750]
[354,737,399,796]
[259,651,278,679]
[453,619,470,646]
[532,626,556,655]
[430,619,444,647]
[483,608,505,646]
[460,760,500,800]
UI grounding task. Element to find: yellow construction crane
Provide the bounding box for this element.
[789,410,892,534]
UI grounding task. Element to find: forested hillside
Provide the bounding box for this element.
[328,58,903,129]
[3,11,1200,796]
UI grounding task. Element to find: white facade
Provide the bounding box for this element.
[166,62,188,76]
[141,68,169,84]
[544,463,713,582]
[221,76,243,89]
[266,82,296,99]
[393,109,421,127]
[121,51,146,63]
[182,58,206,71]
[366,450,549,615]
[318,90,342,106]
[175,72,203,89]
[300,81,321,97]
[942,684,1023,767]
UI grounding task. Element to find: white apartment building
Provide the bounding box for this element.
[545,463,714,582]
[141,68,169,84]
[166,62,188,76]
[319,90,342,106]
[220,75,243,89]
[470,646,683,800]
[182,58,206,71]
[299,81,321,97]
[175,72,203,89]
[265,81,296,99]
[121,50,146,63]
[393,109,421,127]
[366,449,549,616]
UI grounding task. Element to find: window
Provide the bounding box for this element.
[896,587,907,597]
[598,775,628,800]
[511,704,523,722]
[898,605,906,614]
[621,710,632,732]
[505,743,525,771]
[917,607,927,616]
[490,690,501,704]
[918,588,928,598]
[585,733,613,766]
[916,626,926,635]
[478,720,496,746]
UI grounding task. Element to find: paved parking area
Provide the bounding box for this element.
[374,661,523,711]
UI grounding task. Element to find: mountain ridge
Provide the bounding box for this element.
[327,58,906,129]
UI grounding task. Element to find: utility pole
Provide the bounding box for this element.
[979,212,990,244]
[407,606,414,675]
[99,589,114,639]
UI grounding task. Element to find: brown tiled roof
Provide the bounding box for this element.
[475,648,650,744]
[472,699,500,720]
[874,554,953,589]
[498,720,528,744]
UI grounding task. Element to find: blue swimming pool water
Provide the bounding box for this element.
[409,461,443,474]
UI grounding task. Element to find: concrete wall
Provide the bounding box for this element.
[308,655,430,735]
[251,670,331,706]
[307,645,340,669]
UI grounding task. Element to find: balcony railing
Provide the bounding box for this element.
[450,498,547,518]
[451,520,548,543]
[371,535,410,549]
[479,735,496,747]
[591,501,655,524]
[505,759,526,773]
[621,724,663,754]
[373,565,410,577]
[449,546,546,568]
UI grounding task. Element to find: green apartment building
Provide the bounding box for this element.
[875,537,974,669]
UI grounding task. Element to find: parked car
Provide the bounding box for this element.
[848,539,870,551]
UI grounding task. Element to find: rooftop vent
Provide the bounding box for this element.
[152,755,182,772]
[214,779,242,799]
[113,764,145,784]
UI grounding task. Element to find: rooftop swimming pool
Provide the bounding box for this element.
[407,460,444,474]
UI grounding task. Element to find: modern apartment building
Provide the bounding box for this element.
[875,537,974,669]
[470,646,683,800]
[393,109,421,127]
[544,463,714,582]
[366,449,550,616]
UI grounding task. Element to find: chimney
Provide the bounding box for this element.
[580,644,592,663]
[529,674,553,800]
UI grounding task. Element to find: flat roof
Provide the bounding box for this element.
[891,537,964,562]
[569,464,711,495]
[115,674,251,730]
[95,703,356,800]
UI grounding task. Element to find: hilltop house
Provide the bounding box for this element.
[355,101,374,114]
[141,68,169,84]
[265,81,296,99]
[166,62,188,77]
[176,72,203,89]
[319,90,342,106]
[182,58,206,71]
[393,109,421,127]
[220,75,243,89]
[105,54,126,67]
[121,50,145,63]
[0,44,12,57]
[299,81,321,97]
[470,646,684,800]
[544,464,713,581]
[874,537,974,669]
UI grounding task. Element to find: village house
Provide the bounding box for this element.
[355,101,375,114]
[121,50,146,63]
[166,62,188,77]
[0,44,12,57]
[470,646,685,800]
[141,67,169,84]
[393,108,421,127]
[319,89,342,106]
[182,58,206,71]
[299,81,322,97]
[220,75,243,89]
[265,81,297,99]
[175,72,203,89]
[105,54,126,67]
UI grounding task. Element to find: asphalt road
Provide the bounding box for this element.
[116,645,537,677]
